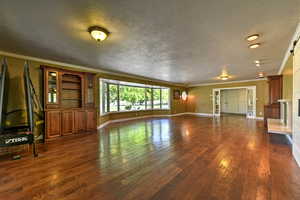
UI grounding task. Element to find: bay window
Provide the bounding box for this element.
[100,79,170,114]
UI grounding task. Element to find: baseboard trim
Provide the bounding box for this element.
[293,143,300,167]
[184,112,214,117]
[97,112,262,129]
[283,135,300,168]
[286,134,293,145]
[97,112,190,129]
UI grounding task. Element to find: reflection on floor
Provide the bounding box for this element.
[0,115,300,200]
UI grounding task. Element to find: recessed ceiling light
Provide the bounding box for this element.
[246,34,259,41]
[256,63,260,67]
[257,72,265,78]
[88,26,110,42]
[254,60,260,64]
[249,43,261,49]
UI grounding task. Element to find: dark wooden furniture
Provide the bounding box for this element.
[42,66,96,140]
[264,75,283,127]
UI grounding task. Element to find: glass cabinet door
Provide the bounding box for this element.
[47,71,58,104]
[86,74,94,105]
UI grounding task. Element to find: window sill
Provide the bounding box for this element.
[100,109,170,117]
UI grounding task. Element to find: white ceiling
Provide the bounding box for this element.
[0,0,300,85]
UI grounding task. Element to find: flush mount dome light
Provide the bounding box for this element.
[254,60,260,64]
[246,34,259,41]
[249,43,261,49]
[219,74,229,80]
[88,26,109,42]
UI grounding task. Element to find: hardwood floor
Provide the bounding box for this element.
[0,115,300,200]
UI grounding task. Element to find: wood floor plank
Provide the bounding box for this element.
[0,115,299,200]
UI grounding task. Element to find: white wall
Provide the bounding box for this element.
[293,40,300,166]
[220,89,247,114]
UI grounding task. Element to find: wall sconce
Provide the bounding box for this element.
[181,91,188,101]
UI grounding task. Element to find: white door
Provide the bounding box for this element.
[238,89,247,114]
[213,89,221,116]
[221,89,247,114]
[293,41,300,164]
[221,91,228,113]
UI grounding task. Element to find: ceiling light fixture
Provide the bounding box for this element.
[256,63,260,67]
[88,26,110,42]
[257,72,265,78]
[219,74,229,80]
[246,34,259,41]
[254,60,260,64]
[249,43,261,49]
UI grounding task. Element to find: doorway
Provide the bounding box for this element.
[220,88,247,116]
[213,86,256,118]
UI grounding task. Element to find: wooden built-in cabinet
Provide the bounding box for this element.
[268,75,283,104]
[61,111,74,136]
[74,110,86,133]
[264,75,283,127]
[86,110,96,131]
[46,110,61,138]
[42,66,97,140]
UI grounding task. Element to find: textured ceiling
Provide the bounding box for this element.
[0,0,300,85]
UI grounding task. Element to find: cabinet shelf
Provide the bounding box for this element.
[43,66,96,140]
[48,80,57,83]
[62,98,81,101]
[62,88,81,90]
[62,80,81,84]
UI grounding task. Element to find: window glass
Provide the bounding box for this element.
[109,84,118,112]
[119,85,145,111]
[100,79,170,114]
[153,88,161,109]
[161,88,170,109]
[146,88,152,110]
[102,83,108,113]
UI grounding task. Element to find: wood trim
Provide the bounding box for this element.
[188,78,267,87]
[278,22,300,75]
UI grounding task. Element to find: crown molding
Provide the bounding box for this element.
[0,50,185,87]
[278,22,300,75]
[188,78,267,87]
